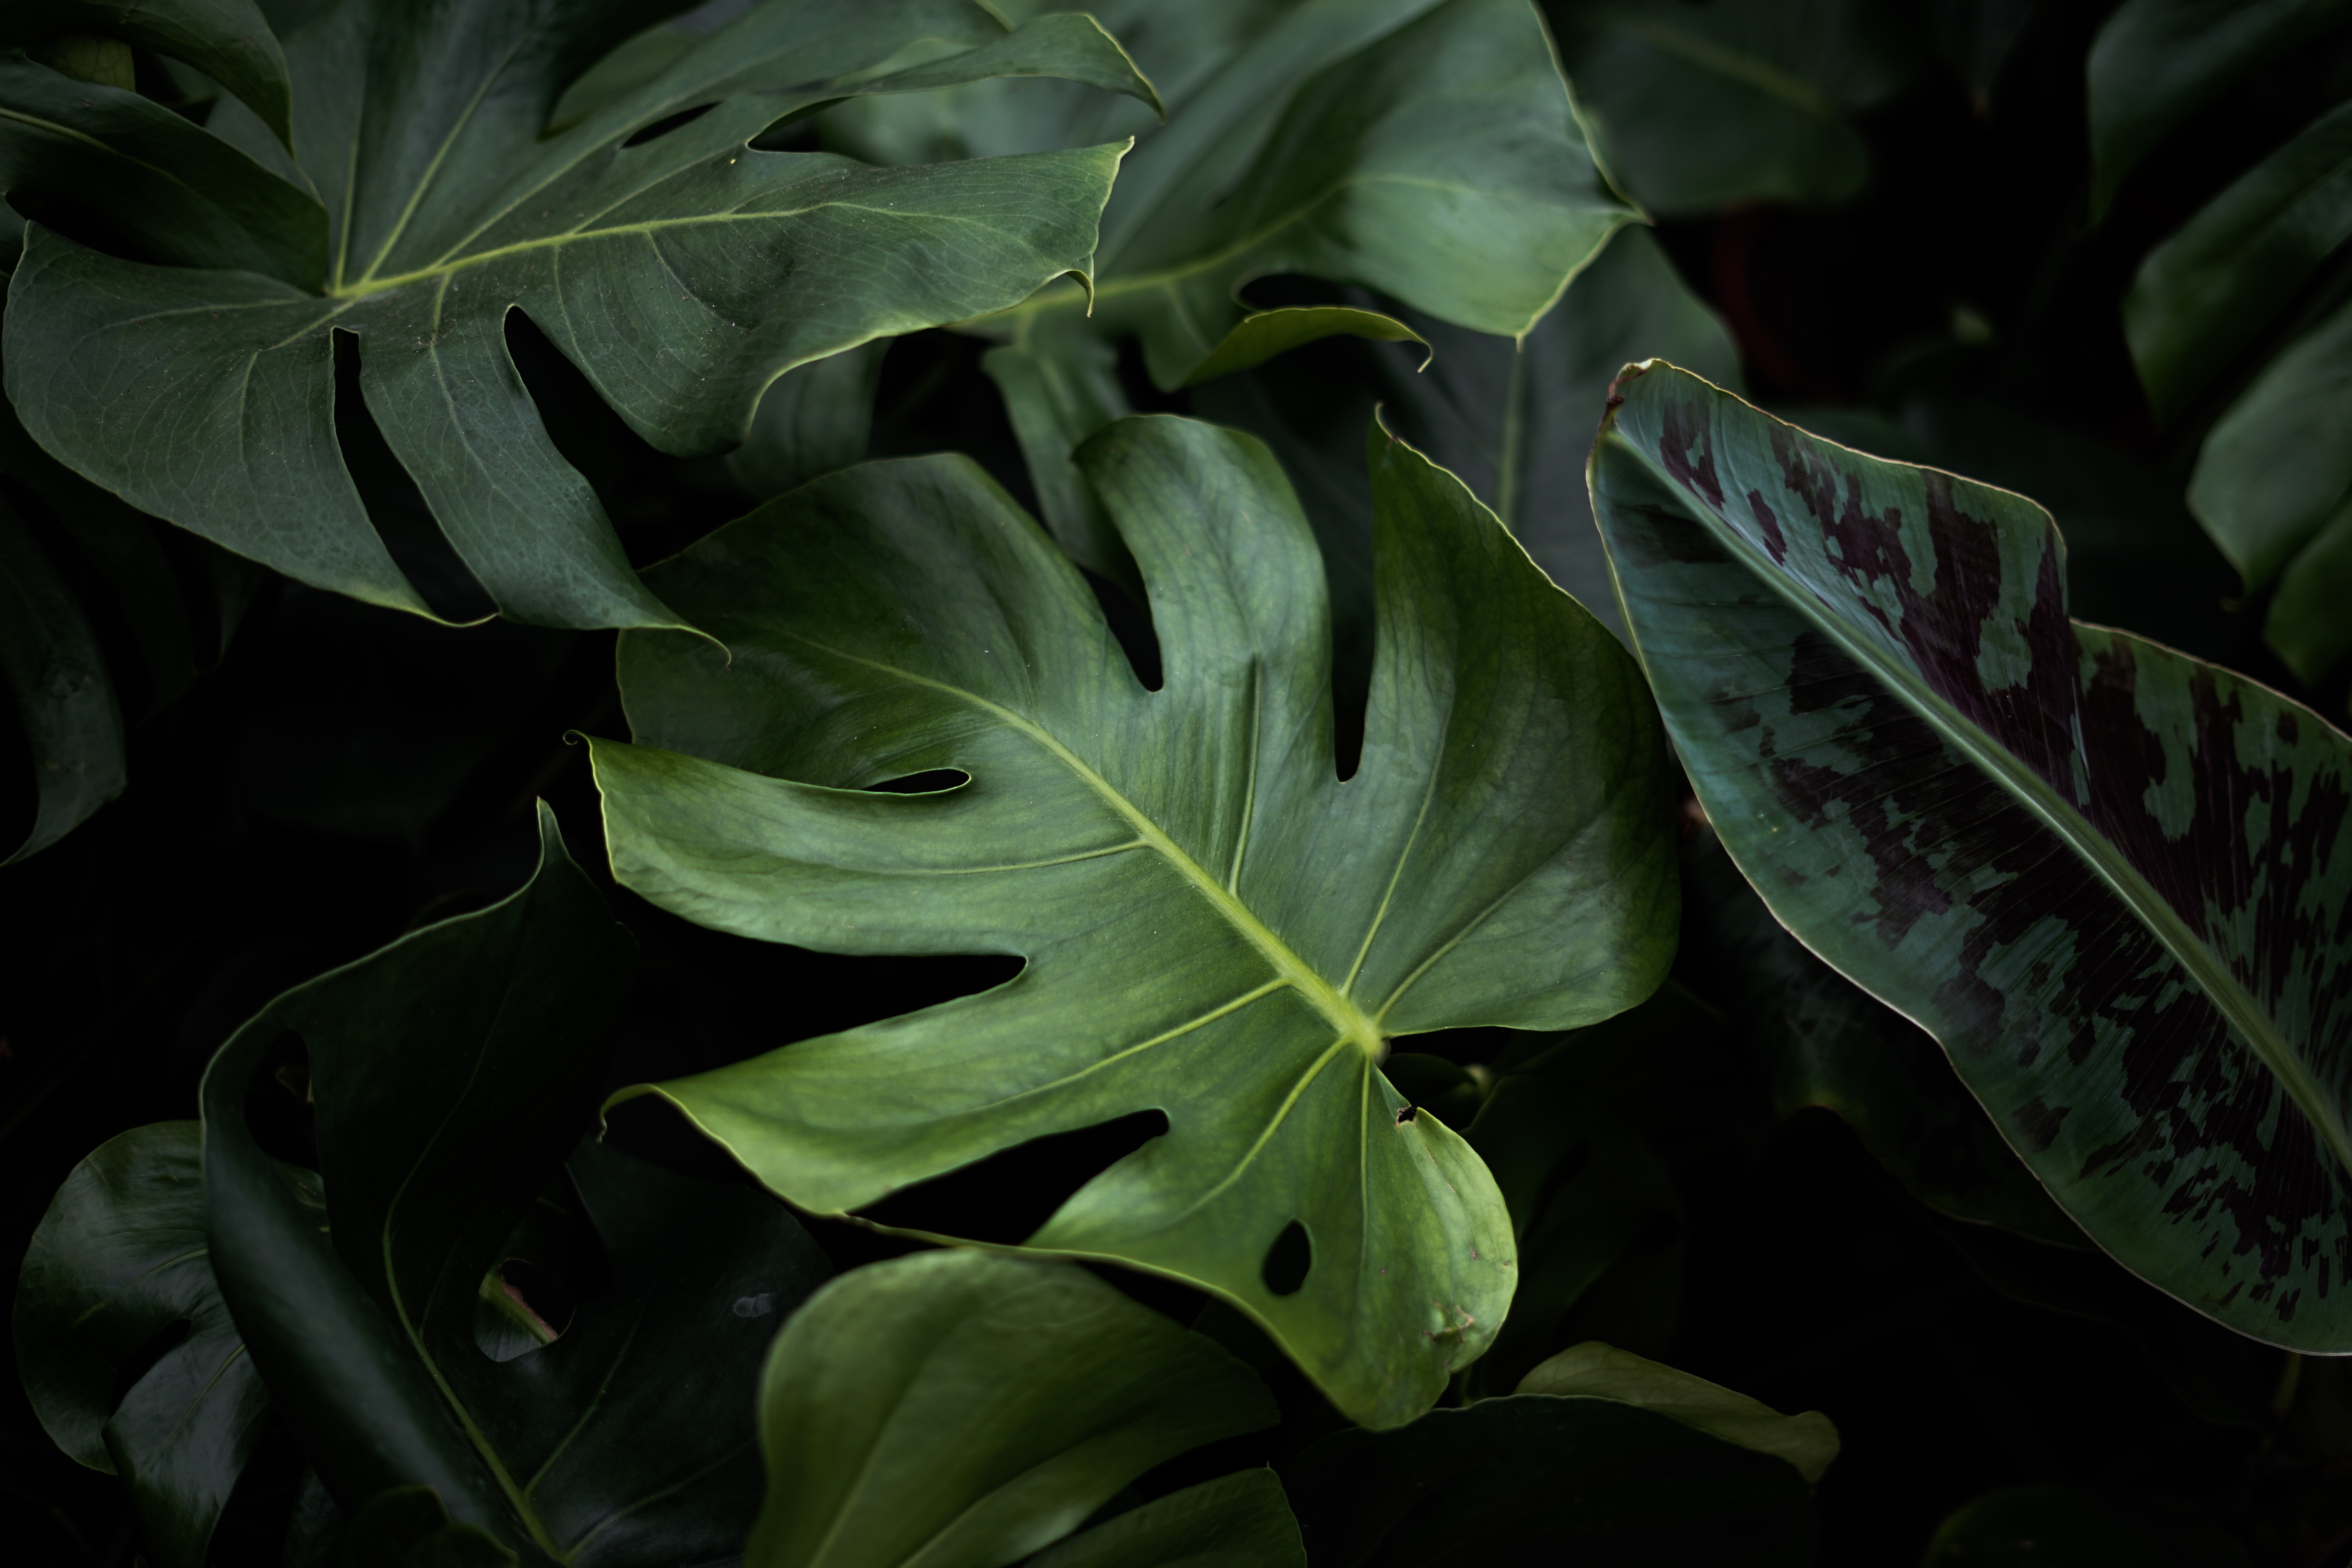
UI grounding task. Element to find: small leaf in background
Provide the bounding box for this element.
[1592,361,2352,1353]
[592,414,1680,1428]
[1549,0,1922,215]
[0,492,123,864]
[2087,0,2352,223]
[13,1121,304,1568]
[748,1250,1283,1568]
[200,802,833,1563]
[4,1,1151,632]
[1026,1470,1306,1568]
[1279,1389,1819,1565]
[1516,1341,1840,1485]
[1922,1484,2252,1566]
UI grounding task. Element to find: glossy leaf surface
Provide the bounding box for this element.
[2125,99,2352,425]
[592,414,1679,1427]
[201,803,832,1563]
[1593,362,2352,1350]
[2184,297,2352,685]
[2087,0,2351,221]
[1027,1472,1305,1568]
[14,1121,303,1568]
[1517,1342,1840,1484]
[5,0,1149,632]
[748,1250,1277,1568]
[1279,1392,1817,1566]
[1550,0,1918,215]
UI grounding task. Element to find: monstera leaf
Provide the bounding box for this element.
[14,1121,313,1568]
[1592,362,2352,1351]
[748,1250,1285,1568]
[1026,1472,1305,1568]
[589,414,1680,1427]
[921,0,1633,577]
[1548,0,1920,216]
[198,804,834,1563]
[4,0,1155,633]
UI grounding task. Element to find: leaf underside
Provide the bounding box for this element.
[592,413,1679,1428]
[1593,361,2352,1350]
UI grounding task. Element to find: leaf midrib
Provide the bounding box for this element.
[776,629,1389,1057]
[1615,417,2352,1182]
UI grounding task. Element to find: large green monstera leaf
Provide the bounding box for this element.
[1592,362,2352,1349]
[3,0,1153,632]
[590,414,1680,1428]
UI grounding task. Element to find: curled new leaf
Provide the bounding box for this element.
[1592,361,2352,1350]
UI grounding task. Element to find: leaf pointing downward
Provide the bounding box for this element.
[590,414,1681,1428]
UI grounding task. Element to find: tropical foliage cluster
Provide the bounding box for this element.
[5,1,2352,1564]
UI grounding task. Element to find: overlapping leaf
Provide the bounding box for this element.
[13,1122,310,1568]
[1592,361,2352,1350]
[4,0,1155,632]
[748,1250,1284,1568]
[200,803,833,1563]
[590,414,1680,1428]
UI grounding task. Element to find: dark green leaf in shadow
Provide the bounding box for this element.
[1516,1342,1839,1484]
[1278,1392,1817,1566]
[341,1487,520,1568]
[1026,1470,1305,1568]
[1681,829,2085,1245]
[726,338,891,501]
[1550,0,1921,216]
[0,0,294,144]
[1592,361,2352,1352]
[2087,0,2351,223]
[2185,297,2352,685]
[746,1250,1278,1568]
[13,1121,309,1568]
[0,487,123,863]
[200,802,832,1563]
[2125,100,2352,425]
[1921,1485,2251,1566]
[592,415,1680,1427]
[5,1,1151,632]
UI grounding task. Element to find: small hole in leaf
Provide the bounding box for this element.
[109,1317,191,1407]
[1262,1220,1311,1297]
[863,769,968,795]
[1394,1104,1416,1125]
[621,102,715,148]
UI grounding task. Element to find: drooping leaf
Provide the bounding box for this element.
[590,414,1680,1427]
[0,488,124,863]
[200,802,834,1563]
[1591,361,2352,1351]
[2125,99,2352,425]
[2184,296,2352,686]
[747,1250,1279,1568]
[5,0,1153,632]
[1549,0,1920,216]
[2087,0,2352,223]
[1278,1391,1818,1566]
[1026,1471,1306,1568]
[1516,1342,1840,1484]
[1681,829,2085,1245]
[13,1121,312,1568]
[0,0,295,143]
[956,0,1634,573]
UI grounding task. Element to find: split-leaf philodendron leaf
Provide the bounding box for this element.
[4,0,1156,632]
[590,413,1681,1428]
[1592,361,2352,1350]
[748,1250,1284,1568]
[200,803,833,1563]
[14,1121,312,1568]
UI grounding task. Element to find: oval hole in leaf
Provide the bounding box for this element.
[863,769,968,795]
[620,101,716,149]
[1261,1221,1312,1297]
[856,1109,1171,1245]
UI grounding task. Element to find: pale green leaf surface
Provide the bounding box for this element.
[2185,296,2352,683]
[1517,1341,1841,1484]
[1024,1472,1304,1568]
[5,0,1147,631]
[2127,99,2352,424]
[748,1251,1276,1568]
[2089,0,2352,222]
[592,415,1680,1427]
